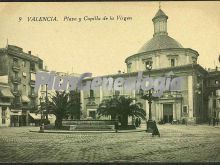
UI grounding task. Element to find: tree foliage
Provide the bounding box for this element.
[48,90,81,128]
[97,96,146,126]
[68,90,82,119]
[48,91,69,128]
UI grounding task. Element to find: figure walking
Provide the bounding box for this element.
[135,118,139,127]
[138,118,141,127]
[216,118,219,126]
[213,117,216,126]
[152,121,160,137]
[208,117,211,126]
[115,120,119,133]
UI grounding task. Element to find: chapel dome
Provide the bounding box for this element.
[138,35,183,53]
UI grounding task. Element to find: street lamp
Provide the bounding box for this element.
[45,84,48,121]
[140,61,155,132]
[39,96,45,132]
[39,96,43,126]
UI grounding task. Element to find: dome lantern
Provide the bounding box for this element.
[152,8,168,37]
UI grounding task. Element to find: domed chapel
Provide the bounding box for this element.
[125,8,198,73]
[81,7,219,124]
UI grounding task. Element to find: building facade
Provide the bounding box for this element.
[0,75,14,127]
[0,45,43,126]
[205,68,220,120]
[1,8,219,126]
[80,8,217,124]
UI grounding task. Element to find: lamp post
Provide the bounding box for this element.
[39,96,43,126]
[45,84,48,121]
[141,61,155,132]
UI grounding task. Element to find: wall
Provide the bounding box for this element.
[0,51,9,75]
[126,49,198,73]
[0,107,11,127]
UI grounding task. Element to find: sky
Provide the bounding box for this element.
[0,1,220,76]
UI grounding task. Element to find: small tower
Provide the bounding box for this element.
[152,6,168,37]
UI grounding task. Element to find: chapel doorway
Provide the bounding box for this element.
[163,104,173,123]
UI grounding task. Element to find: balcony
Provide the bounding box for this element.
[86,96,97,106]
[29,92,37,98]
[22,104,31,110]
[12,76,21,84]
[103,96,112,100]
[12,90,22,96]
[12,64,20,71]
[30,68,36,73]
[162,91,182,99]
[88,96,95,102]
[30,80,35,86]
[12,98,22,108]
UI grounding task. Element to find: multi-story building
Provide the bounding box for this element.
[0,44,43,126]
[80,8,218,124]
[205,68,220,120]
[0,75,14,127]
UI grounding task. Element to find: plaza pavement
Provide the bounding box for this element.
[0,124,219,163]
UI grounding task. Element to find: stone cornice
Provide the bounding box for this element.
[7,49,42,63]
[125,48,199,64]
[83,64,208,82]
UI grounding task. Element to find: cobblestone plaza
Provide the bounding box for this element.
[0,125,219,163]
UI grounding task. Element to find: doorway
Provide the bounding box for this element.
[89,111,96,119]
[163,104,173,123]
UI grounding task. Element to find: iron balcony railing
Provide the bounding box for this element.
[12,63,20,71]
[11,76,21,83]
[29,92,37,98]
[12,90,22,96]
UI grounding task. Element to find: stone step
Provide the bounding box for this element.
[70,125,114,131]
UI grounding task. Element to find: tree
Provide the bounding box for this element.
[97,96,146,126]
[48,91,70,129]
[68,90,82,119]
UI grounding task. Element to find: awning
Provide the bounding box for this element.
[0,102,11,106]
[21,95,30,103]
[29,113,55,120]
[0,87,14,98]
[0,75,8,84]
[29,113,41,120]
[10,109,22,116]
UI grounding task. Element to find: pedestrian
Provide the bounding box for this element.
[39,123,44,133]
[115,120,119,133]
[213,117,216,126]
[216,118,219,126]
[208,117,211,126]
[152,121,160,137]
[138,118,141,127]
[135,118,139,127]
[185,118,188,126]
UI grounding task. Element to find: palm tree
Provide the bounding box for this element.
[48,91,70,129]
[97,96,146,127]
